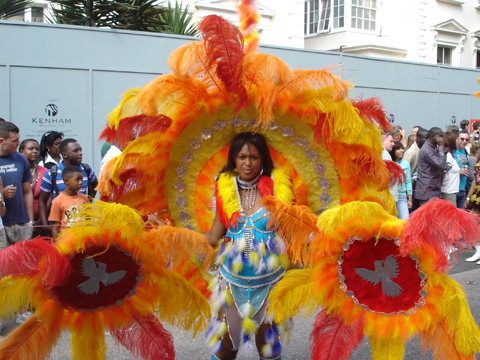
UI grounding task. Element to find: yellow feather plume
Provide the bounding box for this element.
[0,316,63,360]
[64,200,144,239]
[241,316,257,335]
[69,313,107,360]
[370,337,405,360]
[217,172,241,220]
[0,276,35,320]
[272,167,295,205]
[267,268,321,323]
[438,275,480,355]
[107,87,143,130]
[147,268,211,336]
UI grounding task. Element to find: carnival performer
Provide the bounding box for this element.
[203,132,291,360]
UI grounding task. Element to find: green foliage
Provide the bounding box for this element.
[47,0,198,35]
[157,1,198,36]
[0,0,33,20]
[47,0,114,27]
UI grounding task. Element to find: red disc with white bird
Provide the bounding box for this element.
[339,237,427,315]
[50,245,143,311]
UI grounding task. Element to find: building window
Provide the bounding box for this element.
[304,0,344,35]
[477,51,480,69]
[351,0,376,31]
[437,46,453,66]
[31,7,44,22]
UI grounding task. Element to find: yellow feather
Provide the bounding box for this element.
[267,269,321,323]
[438,275,480,355]
[147,268,211,336]
[370,337,405,360]
[272,168,295,205]
[0,276,35,320]
[63,200,144,239]
[107,87,143,130]
[217,172,241,220]
[242,316,257,335]
[69,313,107,360]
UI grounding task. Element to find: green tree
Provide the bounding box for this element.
[108,0,166,31]
[0,0,33,20]
[47,0,115,27]
[157,1,198,36]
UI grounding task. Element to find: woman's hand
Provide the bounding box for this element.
[407,199,413,209]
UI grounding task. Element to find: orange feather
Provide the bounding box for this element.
[0,316,62,360]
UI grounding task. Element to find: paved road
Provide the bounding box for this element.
[1,250,480,360]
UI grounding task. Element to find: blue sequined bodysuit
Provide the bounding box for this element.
[220,207,285,319]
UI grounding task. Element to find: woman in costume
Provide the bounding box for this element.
[204,132,290,360]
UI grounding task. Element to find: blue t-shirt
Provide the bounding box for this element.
[453,149,469,190]
[0,152,32,225]
[40,161,96,199]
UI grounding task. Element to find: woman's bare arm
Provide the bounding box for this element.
[203,215,227,247]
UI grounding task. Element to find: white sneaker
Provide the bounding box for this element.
[466,252,480,262]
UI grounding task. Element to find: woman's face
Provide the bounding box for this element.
[395,147,404,160]
[48,137,62,156]
[235,143,262,181]
[20,141,39,163]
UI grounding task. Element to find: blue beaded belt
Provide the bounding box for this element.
[220,266,285,289]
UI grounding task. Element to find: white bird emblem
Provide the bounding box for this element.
[354,254,403,297]
[77,257,127,295]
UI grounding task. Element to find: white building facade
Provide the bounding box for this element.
[8,0,480,68]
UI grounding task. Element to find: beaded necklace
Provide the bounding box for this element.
[236,172,262,211]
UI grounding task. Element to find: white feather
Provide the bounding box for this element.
[240,302,252,317]
[239,338,256,358]
[262,343,273,358]
[236,237,247,252]
[255,259,266,275]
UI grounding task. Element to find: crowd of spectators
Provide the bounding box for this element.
[382,121,480,261]
[0,119,98,331]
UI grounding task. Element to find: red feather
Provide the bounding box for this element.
[400,198,480,272]
[99,114,172,148]
[310,310,365,360]
[112,169,139,203]
[351,95,391,132]
[258,175,274,197]
[199,15,248,111]
[385,160,406,185]
[314,113,330,144]
[110,310,175,360]
[0,238,70,288]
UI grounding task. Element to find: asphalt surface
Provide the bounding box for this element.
[1,250,480,360]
